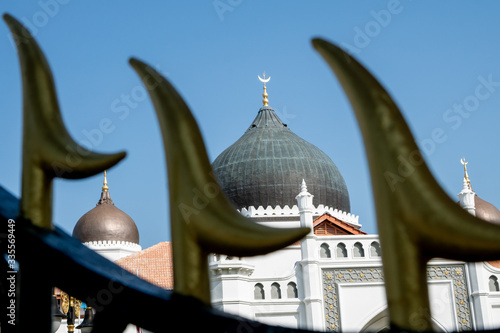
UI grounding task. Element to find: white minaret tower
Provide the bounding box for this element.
[457,157,476,216]
[296,180,323,330]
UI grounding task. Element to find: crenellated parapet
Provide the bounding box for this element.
[239,205,299,217]
[238,204,360,227]
[84,240,142,251]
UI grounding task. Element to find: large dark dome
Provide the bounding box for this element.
[73,190,139,244]
[212,106,350,212]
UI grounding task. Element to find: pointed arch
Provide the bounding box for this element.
[370,241,381,257]
[336,243,348,258]
[271,282,282,299]
[489,275,499,292]
[360,308,447,332]
[287,282,298,298]
[353,242,365,257]
[320,243,331,258]
[254,283,265,300]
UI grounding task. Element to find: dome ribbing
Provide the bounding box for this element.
[212,106,350,212]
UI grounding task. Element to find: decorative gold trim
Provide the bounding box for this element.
[323,265,472,332]
[61,291,69,314]
[74,298,82,319]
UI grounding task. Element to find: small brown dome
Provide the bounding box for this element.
[73,190,139,244]
[474,195,500,225]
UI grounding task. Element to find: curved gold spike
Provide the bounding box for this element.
[4,14,126,229]
[129,58,309,304]
[312,38,500,331]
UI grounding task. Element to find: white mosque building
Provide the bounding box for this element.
[59,81,500,332]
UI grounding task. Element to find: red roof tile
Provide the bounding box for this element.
[115,241,173,290]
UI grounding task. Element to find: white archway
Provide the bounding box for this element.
[360,308,448,332]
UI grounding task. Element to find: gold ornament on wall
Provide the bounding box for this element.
[60,291,69,315]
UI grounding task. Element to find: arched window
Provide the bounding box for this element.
[489,276,499,292]
[287,282,298,298]
[254,283,265,300]
[271,283,282,299]
[353,242,365,257]
[370,242,381,257]
[336,243,347,258]
[320,243,331,258]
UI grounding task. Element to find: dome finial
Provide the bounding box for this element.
[102,170,109,192]
[258,72,271,106]
[460,157,471,187]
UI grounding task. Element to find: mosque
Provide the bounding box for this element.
[55,78,500,332]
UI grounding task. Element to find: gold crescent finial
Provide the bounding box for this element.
[313,38,500,331]
[102,170,109,191]
[130,59,308,305]
[258,71,270,106]
[460,157,470,185]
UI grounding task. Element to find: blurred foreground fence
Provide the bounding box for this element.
[2,12,500,333]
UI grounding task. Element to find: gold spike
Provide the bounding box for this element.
[263,83,269,106]
[130,59,308,305]
[4,14,125,229]
[102,170,109,191]
[313,38,500,331]
[258,71,271,106]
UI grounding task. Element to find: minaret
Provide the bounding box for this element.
[296,179,314,228]
[296,180,322,331]
[458,157,476,216]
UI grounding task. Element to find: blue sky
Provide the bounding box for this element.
[2,1,500,249]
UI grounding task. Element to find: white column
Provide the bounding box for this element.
[296,180,323,330]
[458,178,476,215]
[209,256,255,318]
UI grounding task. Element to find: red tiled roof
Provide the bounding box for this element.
[313,213,367,236]
[115,241,173,290]
[488,260,500,269]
